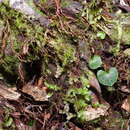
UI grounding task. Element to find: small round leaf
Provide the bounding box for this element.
[89,55,102,69]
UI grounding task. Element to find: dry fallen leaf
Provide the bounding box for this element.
[0,84,20,100]
[51,123,59,130]
[75,127,82,130]
[44,113,51,120]
[91,92,100,104]
[120,86,130,93]
[15,119,36,130]
[22,83,48,101]
[83,105,109,121]
[89,77,101,93]
[121,97,130,113]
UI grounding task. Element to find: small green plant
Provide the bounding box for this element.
[80,76,90,87]
[97,31,106,39]
[3,117,13,127]
[74,99,88,111]
[2,110,15,129]
[63,87,91,120]
[77,110,87,122]
[88,55,102,69]
[27,119,36,127]
[59,101,76,120]
[50,38,76,66]
[97,67,118,86]
[44,82,61,91]
[88,55,118,86]
[67,88,91,103]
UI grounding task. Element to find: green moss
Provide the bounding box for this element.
[63,86,91,120]
[50,37,76,66]
[45,82,61,91]
[0,3,45,51]
[61,0,71,8]
[109,25,130,45]
[1,56,18,75]
[0,3,47,83]
[80,76,90,87]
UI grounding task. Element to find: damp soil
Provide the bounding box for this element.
[0,0,130,130]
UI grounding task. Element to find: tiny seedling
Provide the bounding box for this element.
[89,55,102,69]
[97,67,118,86]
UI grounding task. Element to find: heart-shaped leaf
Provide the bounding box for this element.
[97,67,118,86]
[89,55,102,69]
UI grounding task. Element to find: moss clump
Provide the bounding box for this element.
[110,25,130,45]
[0,3,47,82]
[50,37,76,66]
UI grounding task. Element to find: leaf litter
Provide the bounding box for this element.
[0,0,129,129]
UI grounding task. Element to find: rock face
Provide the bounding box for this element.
[10,0,35,15]
[1,0,50,27]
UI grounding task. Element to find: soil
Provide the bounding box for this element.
[0,0,130,130]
